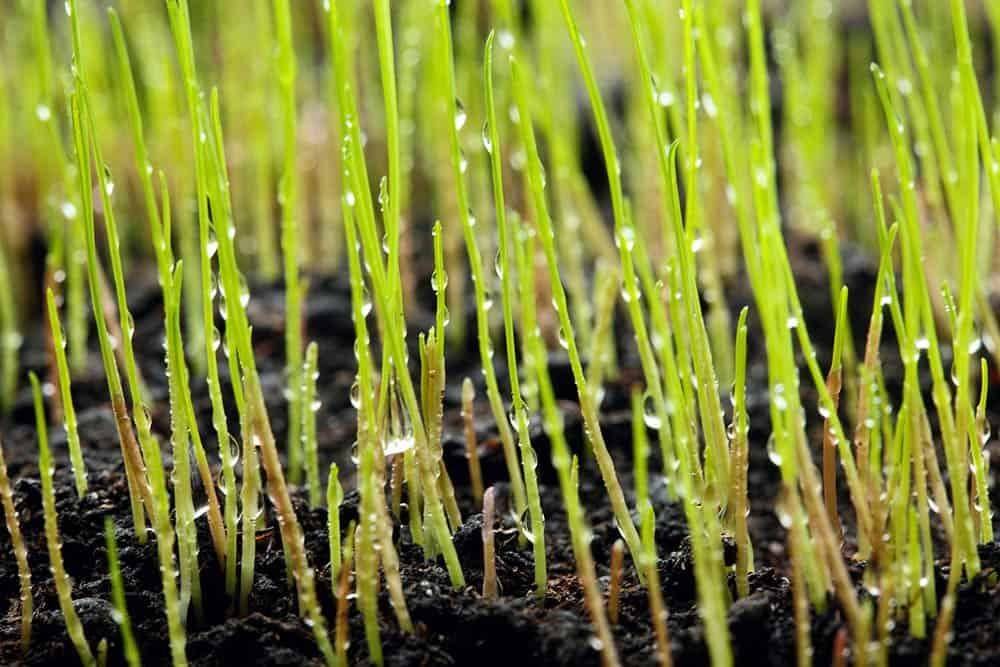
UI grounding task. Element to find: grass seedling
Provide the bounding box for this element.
[30,372,95,667]
[334,523,355,667]
[508,47,641,569]
[948,0,995,546]
[163,2,236,575]
[419,331,463,532]
[329,87,416,635]
[775,2,858,404]
[163,0,330,649]
[423,222,463,534]
[26,0,88,387]
[631,388,673,667]
[110,15,234,574]
[515,226,619,667]
[482,486,498,600]
[76,8,230,589]
[92,74,231,589]
[608,540,624,625]
[327,463,343,587]
[871,62,980,576]
[342,177,414,635]
[68,85,150,539]
[623,0,730,505]
[201,80,336,667]
[373,0,406,334]
[68,76,187,660]
[46,288,87,497]
[484,31,546,598]
[355,517,381,666]
[435,3,529,524]
[461,377,485,504]
[0,434,31,652]
[823,288,850,537]
[163,264,203,620]
[201,93,259,613]
[327,0,464,589]
[104,518,141,667]
[272,0,306,484]
[565,33,727,667]
[869,179,939,626]
[303,342,321,506]
[108,8,163,273]
[782,489,813,667]
[729,307,752,599]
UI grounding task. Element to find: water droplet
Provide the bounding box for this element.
[616,226,636,252]
[642,392,661,430]
[454,99,467,131]
[482,121,493,154]
[657,90,675,107]
[377,176,389,213]
[776,504,792,528]
[558,327,570,350]
[702,93,718,118]
[432,267,448,293]
[36,105,52,122]
[767,438,783,467]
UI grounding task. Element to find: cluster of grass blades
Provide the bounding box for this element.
[0,1,999,666]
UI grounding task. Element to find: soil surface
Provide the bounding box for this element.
[1,242,1000,667]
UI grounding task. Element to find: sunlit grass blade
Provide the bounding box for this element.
[509,48,642,570]
[514,223,620,667]
[435,1,529,522]
[31,372,95,667]
[484,30,546,599]
[46,288,87,497]
[0,433,31,652]
[303,342,321,506]
[272,0,306,484]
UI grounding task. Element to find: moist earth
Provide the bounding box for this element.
[1,245,1000,666]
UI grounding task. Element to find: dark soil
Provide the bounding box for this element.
[1,240,1000,667]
